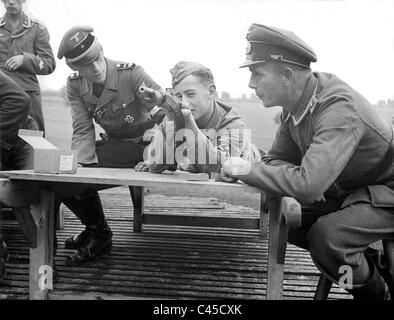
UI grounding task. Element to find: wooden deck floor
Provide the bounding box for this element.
[0,187,351,300]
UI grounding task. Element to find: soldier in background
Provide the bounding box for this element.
[0,0,56,134]
[0,70,32,284]
[57,26,166,266]
[222,23,394,300]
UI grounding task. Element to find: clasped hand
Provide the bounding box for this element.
[4,55,24,71]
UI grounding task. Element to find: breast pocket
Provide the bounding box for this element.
[95,99,137,133]
[22,37,35,53]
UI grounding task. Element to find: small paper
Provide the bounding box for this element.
[60,155,74,172]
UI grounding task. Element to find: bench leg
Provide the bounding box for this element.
[267,197,289,300]
[314,275,333,300]
[129,186,145,233]
[29,188,55,300]
[13,207,37,248]
[56,203,65,231]
[259,193,269,238]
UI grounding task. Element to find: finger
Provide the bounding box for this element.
[159,104,174,113]
[220,169,238,183]
[4,60,11,70]
[181,109,193,118]
[135,162,145,172]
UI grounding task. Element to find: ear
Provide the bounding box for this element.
[208,84,217,99]
[283,68,293,87]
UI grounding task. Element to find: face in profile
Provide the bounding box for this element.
[248,63,287,108]
[2,0,24,16]
[75,52,107,84]
[173,74,215,122]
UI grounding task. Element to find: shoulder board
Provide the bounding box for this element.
[116,63,136,71]
[68,71,80,80]
[0,19,5,27]
[31,18,47,30]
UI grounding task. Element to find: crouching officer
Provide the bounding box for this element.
[57,26,166,266]
[222,23,394,300]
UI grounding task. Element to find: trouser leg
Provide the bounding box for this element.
[287,197,343,250]
[62,189,106,227]
[0,233,9,283]
[10,139,35,171]
[27,91,45,134]
[306,202,394,299]
[1,140,36,280]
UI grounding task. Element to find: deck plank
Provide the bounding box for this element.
[0,187,351,300]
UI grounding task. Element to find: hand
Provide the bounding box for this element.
[151,108,166,123]
[222,157,252,178]
[219,170,239,183]
[135,161,150,172]
[148,164,170,174]
[4,55,24,71]
[180,108,199,132]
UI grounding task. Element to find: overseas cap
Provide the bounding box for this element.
[170,61,214,88]
[241,23,317,69]
[57,26,102,66]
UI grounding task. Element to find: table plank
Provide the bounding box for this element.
[0,169,261,194]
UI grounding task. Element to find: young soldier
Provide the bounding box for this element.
[136,61,260,175]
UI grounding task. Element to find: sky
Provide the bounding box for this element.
[3,0,394,104]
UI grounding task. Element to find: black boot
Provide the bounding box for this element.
[365,247,394,299]
[65,221,113,266]
[348,261,391,300]
[0,235,9,283]
[61,190,105,250]
[65,229,89,250]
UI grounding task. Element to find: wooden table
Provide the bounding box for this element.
[0,168,301,300]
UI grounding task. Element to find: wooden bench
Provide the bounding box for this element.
[0,169,302,300]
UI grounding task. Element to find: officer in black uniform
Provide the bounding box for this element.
[57,26,166,266]
[0,70,32,283]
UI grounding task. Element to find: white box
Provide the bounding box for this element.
[18,130,78,174]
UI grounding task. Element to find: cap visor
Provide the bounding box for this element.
[239,59,267,68]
